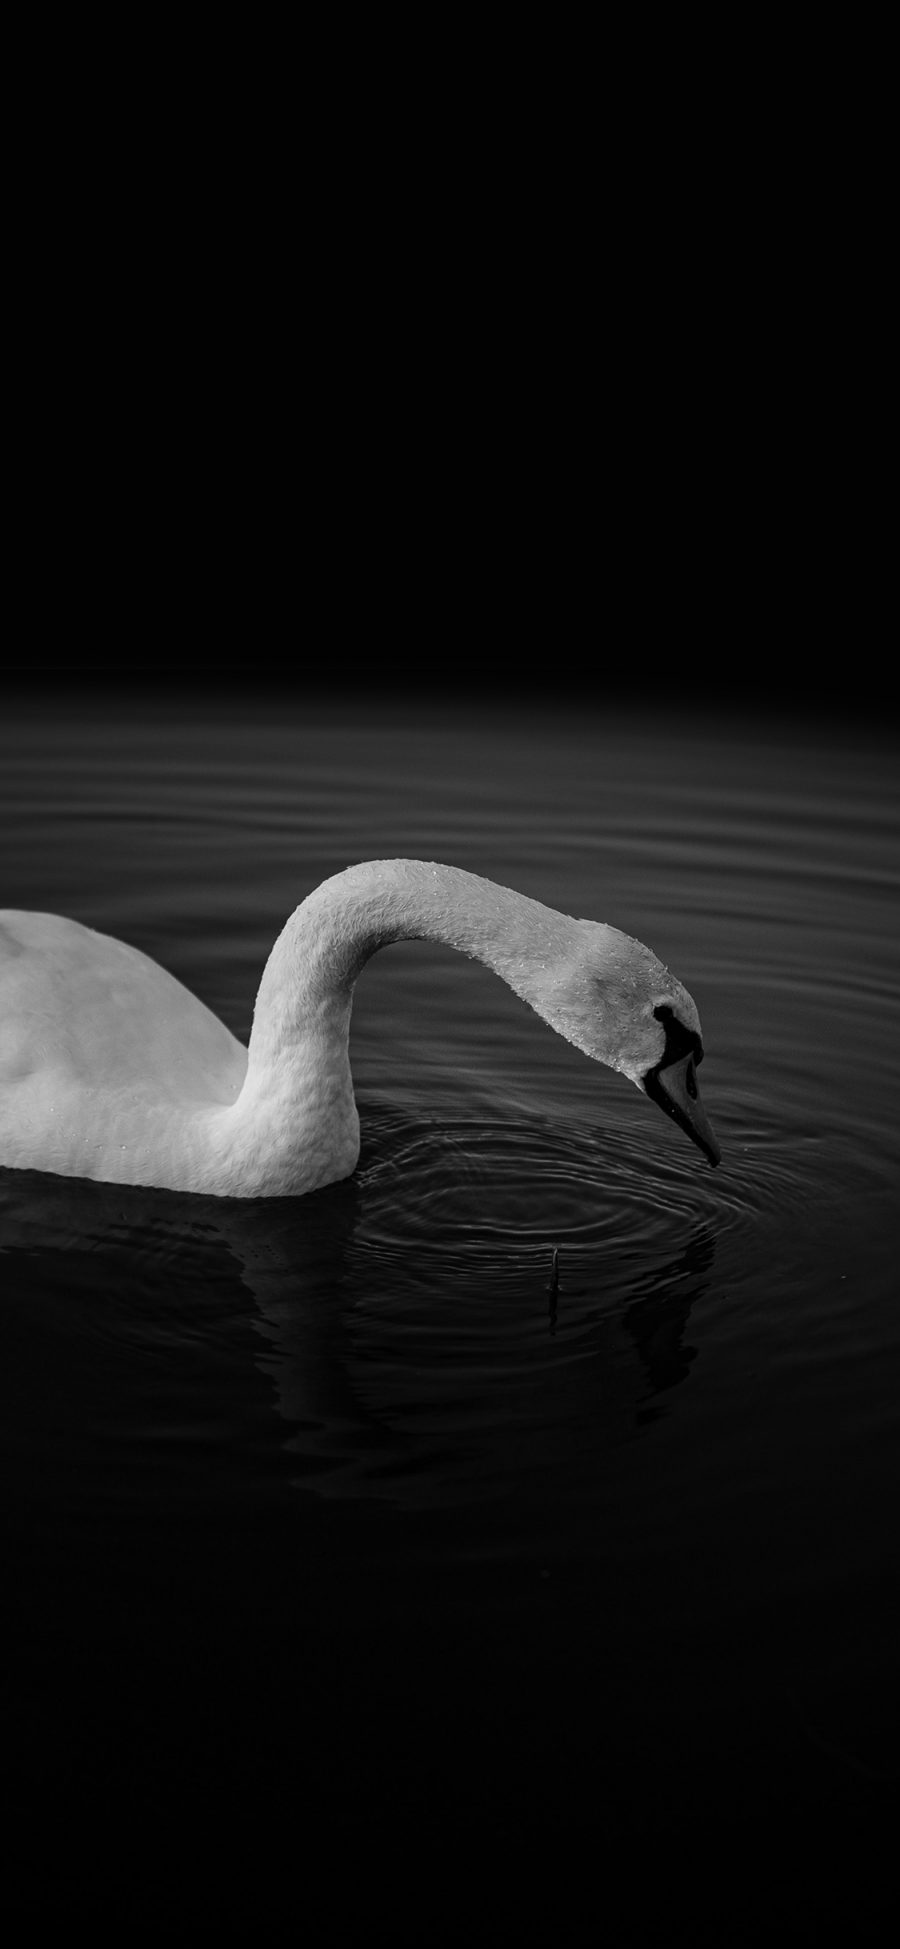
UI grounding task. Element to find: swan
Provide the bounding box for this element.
[0,860,720,1197]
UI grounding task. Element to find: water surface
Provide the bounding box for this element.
[1,694,898,1874]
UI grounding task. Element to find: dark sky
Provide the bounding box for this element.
[7,265,886,735]
[6,11,888,746]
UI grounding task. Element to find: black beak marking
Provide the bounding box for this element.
[644,1006,721,1168]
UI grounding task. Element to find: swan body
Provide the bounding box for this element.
[0,861,719,1197]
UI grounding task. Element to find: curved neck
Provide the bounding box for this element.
[247,859,587,1068]
[215,859,680,1197]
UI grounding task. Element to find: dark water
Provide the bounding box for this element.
[1,695,898,1905]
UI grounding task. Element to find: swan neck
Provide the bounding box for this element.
[247,859,583,1065]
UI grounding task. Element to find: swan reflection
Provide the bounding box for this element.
[0,1127,718,1515]
[219,1131,719,1511]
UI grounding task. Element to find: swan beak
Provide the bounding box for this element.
[647,1054,721,1167]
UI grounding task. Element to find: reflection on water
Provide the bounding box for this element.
[622,1221,714,1400]
[0,1118,718,1514]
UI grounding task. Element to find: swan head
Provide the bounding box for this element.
[543,921,721,1167]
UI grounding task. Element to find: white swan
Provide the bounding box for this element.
[0,860,720,1197]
